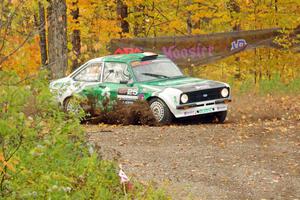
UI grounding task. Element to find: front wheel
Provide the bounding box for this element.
[216,111,227,123]
[149,98,173,124]
[200,111,227,123]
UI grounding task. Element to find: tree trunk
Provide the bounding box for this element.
[227,0,241,31]
[71,0,81,71]
[274,0,278,26]
[187,15,192,35]
[186,0,192,35]
[47,0,68,79]
[228,0,241,79]
[186,0,193,76]
[117,0,129,36]
[133,5,145,37]
[36,2,48,67]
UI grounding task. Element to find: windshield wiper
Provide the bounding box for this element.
[141,73,169,79]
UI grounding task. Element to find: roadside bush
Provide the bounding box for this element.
[228,74,300,95]
[0,71,169,199]
[259,74,300,94]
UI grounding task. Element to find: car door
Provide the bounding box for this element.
[100,62,139,104]
[56,62,103,103]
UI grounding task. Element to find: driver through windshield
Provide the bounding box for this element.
[131,58,184,82]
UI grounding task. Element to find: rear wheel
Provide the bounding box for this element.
[149,98,173,124]
[63,97,83,115]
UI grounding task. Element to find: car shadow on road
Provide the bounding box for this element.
[174,113,231,125]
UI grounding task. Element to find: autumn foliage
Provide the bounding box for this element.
[0,1,299,198]
[0,0,299,90]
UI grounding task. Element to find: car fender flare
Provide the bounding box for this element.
[63,95,73,105]
[147,88,181,116]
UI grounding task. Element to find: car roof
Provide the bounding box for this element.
[88,53,166,64]
[68,53,168,78]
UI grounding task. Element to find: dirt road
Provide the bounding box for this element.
[86,95,300,200]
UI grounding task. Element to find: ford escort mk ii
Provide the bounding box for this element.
[50,53,231,124]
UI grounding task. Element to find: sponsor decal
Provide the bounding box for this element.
[117,95,139,101]
[117,87,139,102]
[184,110,195,116]
[127,88,138,96]
[138,93,145,100]
[114,47,143,54]
[231,39,247,51]
[123,101,134,105]
[110,28,299,67]
[162,44,214,60]
[173,96,178,104]
[131,61,151,67]
[118,88,129,95]
[198,108,213,114]
[216,105,227,111]
[117,88,138,96]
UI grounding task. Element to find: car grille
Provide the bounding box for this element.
[184,87,228,104]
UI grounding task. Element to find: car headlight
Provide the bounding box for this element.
[221,88,229,98]
[181,94,189,104]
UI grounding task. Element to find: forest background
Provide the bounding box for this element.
[0,0,300,198]
[1,0,300,94]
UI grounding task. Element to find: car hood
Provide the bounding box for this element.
[137,76,228,93]
[49,77,71,89]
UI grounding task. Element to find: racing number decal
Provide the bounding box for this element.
[117,88,138,96]
[127,89,138,96]
[117,87,139,102]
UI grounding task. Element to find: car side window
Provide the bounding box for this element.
[103,62,131,83]
[73,62,102,82]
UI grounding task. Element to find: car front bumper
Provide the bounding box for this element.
[173,99,230,118]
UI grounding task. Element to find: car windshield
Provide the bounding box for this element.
[131,58,184,82]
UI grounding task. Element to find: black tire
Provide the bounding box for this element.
[201,115,216,123]
[63,97,73,113]
[149,98,173,124]
[216,111,227,123]
[63,97,91,123]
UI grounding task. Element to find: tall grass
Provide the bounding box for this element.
[235,74,300,95]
